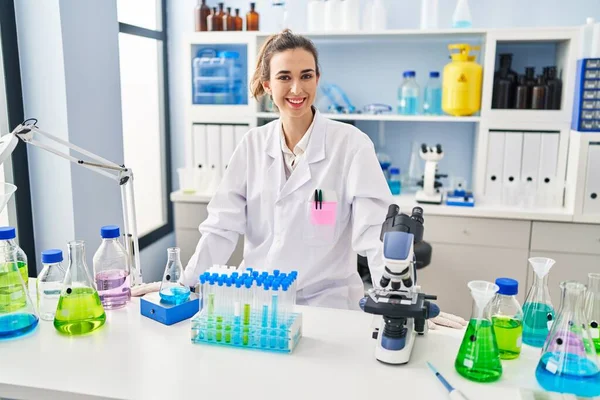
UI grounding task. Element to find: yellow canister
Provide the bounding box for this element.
[442,44,483,116]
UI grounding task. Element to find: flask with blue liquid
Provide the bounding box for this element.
[398,71,420,115]
[388,168,402,195]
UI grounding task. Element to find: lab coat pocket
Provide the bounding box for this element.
[304,191,338,246]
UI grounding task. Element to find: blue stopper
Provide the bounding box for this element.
[42,249,63,264]
[0,226,16,240]
[495,278,518,296]
[100,225,120,239]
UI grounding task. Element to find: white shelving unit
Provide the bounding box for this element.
[180,26,600,224]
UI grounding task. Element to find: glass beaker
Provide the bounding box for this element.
[455,280,503,382]
[523,257,556,347]
[0,247,39,339]
[585,273,600,353]
[54,241,106,335]
[535,281,600,397]
[159,247,190,305]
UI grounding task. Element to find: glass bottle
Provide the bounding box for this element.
[159,247,190,305]
[523,257,556,347]
[37,249,66,321]
[223,7,234,31]
[398,71,419,115]
[54,241,106,335]
[234,8,243,31]
[246,2,260,31]
[535,281,600,397]
[388,167,401,195]
[0,247,38,339]
[452,0,472,28]
[195,0,211,31]
[490,278,523,360]
[423,71,442,115]
[455,280,503,382]
[93,225,131,310]
[532,76,547,109]
[0,226,28,313]
[585,273,600,353]
[207,7,218,31]
[215,2,225,31]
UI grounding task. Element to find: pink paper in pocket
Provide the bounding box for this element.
[310,202,337,225]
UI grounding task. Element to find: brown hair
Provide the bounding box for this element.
[250,29,320,99]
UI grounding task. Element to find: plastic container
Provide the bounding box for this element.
[452,0,472,28]
[93,226,131,310]
[0,226,29,313]
[307,0,325,32]
[455,281,502,382]
[490,278,523,360]
[420,0,438,29]
[388,168,402,195]
[192,49,242,105]
[37,249,66,321]
[535,281,600,397]
[398,71,420,115]
[442,44,482,116]
[523,257,556,347]
[423,71,442,115]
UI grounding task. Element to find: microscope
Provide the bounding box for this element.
[361,205,439,365]
[416,143,448,205]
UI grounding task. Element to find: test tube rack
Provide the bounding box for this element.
[190,310,303,353]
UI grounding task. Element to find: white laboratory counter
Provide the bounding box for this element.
[0,292,548,400]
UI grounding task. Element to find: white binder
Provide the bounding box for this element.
[220,125,236,175]
[206,124,222,192]
[520,133,541,208]
[536,133,560,208]
[484,131,506,204]
[502,132,524,206]
[583,143,600,214]
[192,124,208,170]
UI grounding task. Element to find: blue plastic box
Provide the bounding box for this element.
[140,292,200,326]
[571,58,600,132]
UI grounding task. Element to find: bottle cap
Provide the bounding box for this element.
[200,275,206,284]
[403,71,416,78]
[273,269,280,277]
[42,249,63,264]
[390,167,400,175]
[100,225,120,239]
[429,71,440,78]
[495,278,518,296]
[0,226,16,240]
[252,271,259,278]
[244,279,252,288]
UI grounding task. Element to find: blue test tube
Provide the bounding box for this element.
[233,279,242,345]
[199,275,207,311]
[273,269,280,278]
[261,282,271,348]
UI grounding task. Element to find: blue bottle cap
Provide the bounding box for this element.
[244,280,252,289]
[200,275,207,284]
[430,71,440,78]
[252,271,259,278]
[241,273,249,280]
[217,278,224,286]
[280,273,287,280]
[263,282,271,290]
[100,225,120,239]
[261,271,268,277]
[390,167,400,175]
[231,272,239,278]
[0,226,16,240]
[226,278,232,286]
[235,281,242,288]
[273,269,280,277]
[236,277,244,286]
[211,273,219,279]
[290,270,298,277]
[403,70,416,78]
[41,249,63,264]
[245,267,253,272]
[495,278,518,295]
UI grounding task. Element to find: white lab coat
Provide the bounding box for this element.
[184,111,393,310]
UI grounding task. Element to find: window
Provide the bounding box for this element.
[117,0,172,248]
[0,0,36,274]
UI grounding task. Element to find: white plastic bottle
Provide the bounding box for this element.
[307,0,325,32]
[420,0,438,30]
[93,225,131,309]
[579,18,596,59]
[370,0,386,31]
[324,0,342,31]
[341,0,360,31]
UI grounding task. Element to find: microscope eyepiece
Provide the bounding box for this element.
[411,207,424,224]
[380,275,391,288]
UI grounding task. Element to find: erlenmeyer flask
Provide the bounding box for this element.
[455,280,503,382]
[523,257,556,347]
[0,248,39,339]
[585,273,600,353]
[159,247,190,305]
[54,241,106,335]
[535,281,600,397]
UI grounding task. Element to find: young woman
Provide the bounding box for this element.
[183,30,466,327]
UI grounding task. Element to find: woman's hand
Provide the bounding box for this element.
[428,312,468,330]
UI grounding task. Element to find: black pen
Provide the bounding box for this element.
[314,189,318,210]
[318,189,323,209]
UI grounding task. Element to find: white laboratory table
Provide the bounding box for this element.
[0,292,552,400]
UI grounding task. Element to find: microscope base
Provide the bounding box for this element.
[374,318,417,365]
[415,190,443,205]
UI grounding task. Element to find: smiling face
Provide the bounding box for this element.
[262,48,319,118]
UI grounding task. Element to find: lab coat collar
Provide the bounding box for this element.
[266,109,327,202]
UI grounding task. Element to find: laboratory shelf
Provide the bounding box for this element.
[256,29,487,43]
[255,112,481,123]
